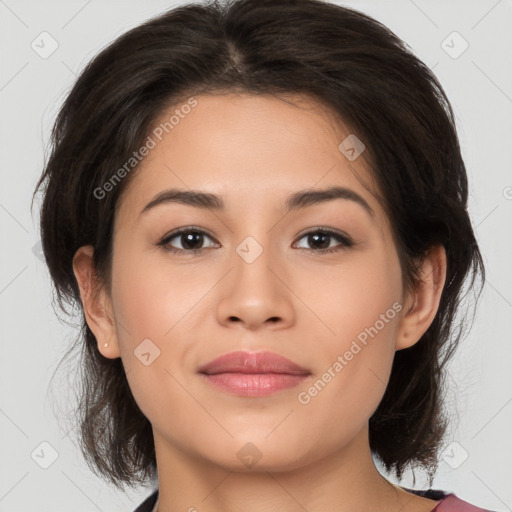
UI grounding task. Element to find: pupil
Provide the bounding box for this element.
[310,233,329,249]
[182,232,202,250]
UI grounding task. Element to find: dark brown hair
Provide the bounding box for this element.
[32,0,485,490]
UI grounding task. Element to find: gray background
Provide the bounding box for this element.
[0,0,511,510]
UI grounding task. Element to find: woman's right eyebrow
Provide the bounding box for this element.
[138,185,375,221]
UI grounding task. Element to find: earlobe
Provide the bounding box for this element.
[395,245,447,351]
[72,245,121,359]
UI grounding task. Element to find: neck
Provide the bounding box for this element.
[151,424,409,512]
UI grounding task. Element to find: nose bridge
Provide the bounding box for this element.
[215,230,294,329]
[232,233,277,296]
[230,202,278,277]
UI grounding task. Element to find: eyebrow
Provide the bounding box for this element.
[139,185,375,219]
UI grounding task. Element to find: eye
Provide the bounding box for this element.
[294,227,354,254]
[157,227,219,254]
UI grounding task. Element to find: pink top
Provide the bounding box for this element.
[432,493,497,511]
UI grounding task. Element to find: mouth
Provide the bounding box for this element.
[197,350,311,397]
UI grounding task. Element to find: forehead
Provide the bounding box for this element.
[116,92,385,228]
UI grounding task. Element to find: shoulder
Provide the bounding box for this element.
[403,487,499,512]
[132,489,158,512]
[433,493,500,512]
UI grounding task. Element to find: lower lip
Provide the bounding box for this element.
[200,372,310,397]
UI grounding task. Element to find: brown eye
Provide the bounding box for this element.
[294,228,354,254]
[157,228,219,254]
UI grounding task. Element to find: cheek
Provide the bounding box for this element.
[108,241,208,384]
[293,246,402,416]
[108,250,199,428]
[110,243,204,344]
[296,244,403,345]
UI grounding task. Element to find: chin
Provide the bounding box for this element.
[198,435,317,473]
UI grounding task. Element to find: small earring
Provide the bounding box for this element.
[104,342,109,347]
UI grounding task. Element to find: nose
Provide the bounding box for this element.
[216,241,295,331]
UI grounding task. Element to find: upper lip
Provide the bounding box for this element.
[198,350,311,375]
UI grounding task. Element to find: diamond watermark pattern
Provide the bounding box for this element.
[31,441,59,469]
[441,31,469,59]
[134,338,161,366]
[338,134,365,161]
[31,239,45,262]
[237,442,263,468]
[31,31,59,59]
[236,236,263,264]
[441,441,469,469]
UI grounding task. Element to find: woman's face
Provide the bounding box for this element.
[100,93,412,470]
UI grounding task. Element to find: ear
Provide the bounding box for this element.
[72,245,121,359]
[395,244,447,351]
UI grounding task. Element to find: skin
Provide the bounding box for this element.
[73,93,447,512]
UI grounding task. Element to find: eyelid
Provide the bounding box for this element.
[294,225,352,241]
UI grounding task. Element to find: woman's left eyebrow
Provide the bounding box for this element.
[139,185,375,220]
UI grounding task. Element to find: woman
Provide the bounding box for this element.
[32,0,496,510]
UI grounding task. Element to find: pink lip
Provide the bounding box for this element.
[198,351,311,397]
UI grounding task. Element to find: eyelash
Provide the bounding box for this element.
[156,226,355,256]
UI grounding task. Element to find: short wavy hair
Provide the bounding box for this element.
[32,0,485,490]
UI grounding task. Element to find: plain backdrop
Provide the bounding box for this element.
[0,0,511,511]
